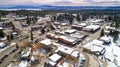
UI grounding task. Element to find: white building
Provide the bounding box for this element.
[83,25,100,32]
[45,53,62,67]
[84,40,105,55]
[100,36,111,44]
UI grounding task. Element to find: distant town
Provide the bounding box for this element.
[0,10,120,67]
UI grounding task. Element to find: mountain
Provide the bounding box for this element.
[0,5,120,10]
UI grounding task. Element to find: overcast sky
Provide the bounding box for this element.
[0,0,120,6]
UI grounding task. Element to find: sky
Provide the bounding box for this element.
[0,0,120,6]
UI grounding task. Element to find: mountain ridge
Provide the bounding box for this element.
[0,5,120,10]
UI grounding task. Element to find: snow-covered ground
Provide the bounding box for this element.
[99,34,120,67]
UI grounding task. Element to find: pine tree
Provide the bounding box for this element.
[7,34,11,42]
[76,14,80,21]
[10,21,16,30]
[0,30,4,38]
[100,29,104,37]
[30,28,33,42]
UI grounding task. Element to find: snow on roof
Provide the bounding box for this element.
[105,26,115,30]
[70,33,85,39]
[86,19,103,23]
[40,39,52,45]
[55,30,65,35]
[49,61,56,66]
[91,39,104,46]
[84,25,100,30]
[100,36,111,42]
[57,45,74,55]
[19,60,28,67]
[84,42,104,52]
[59,36,76,43]
[65,29,76,34]
[79,23,87,26]
[0,42,6,48]
[55,45,79,58]
[49,54,62,62]
[71,51,79,58]
[21,51,31,57]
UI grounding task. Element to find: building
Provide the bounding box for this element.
[39,39,52,46]
[84,40,105,55]
[72,23,87,30]
[83,25,100,33]
[58,35,82,46]
[46,33,59,39]
[45,53,62,67]
[70,32,88,39]
[100,36,111,44]
[84,19,104,25]
[64,29,77,34]
[54,44,79,59]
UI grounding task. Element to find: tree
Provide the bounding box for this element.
[26,15,31,25]
[0,30,4,38]
[16,43,19,48]
[76,14,81,21]
[0,14,1,22]
[30,28,33,42]
[100,29,104,37]
[109,30,113,36]
[113,35,118,42]
[10,21,16,31]
[115,21,120,28]
[69,15,74,24]
[41,29,45,34]
[10,33,14,40]
[6,34,11,42]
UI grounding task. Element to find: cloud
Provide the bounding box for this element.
[0,0,120,6]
